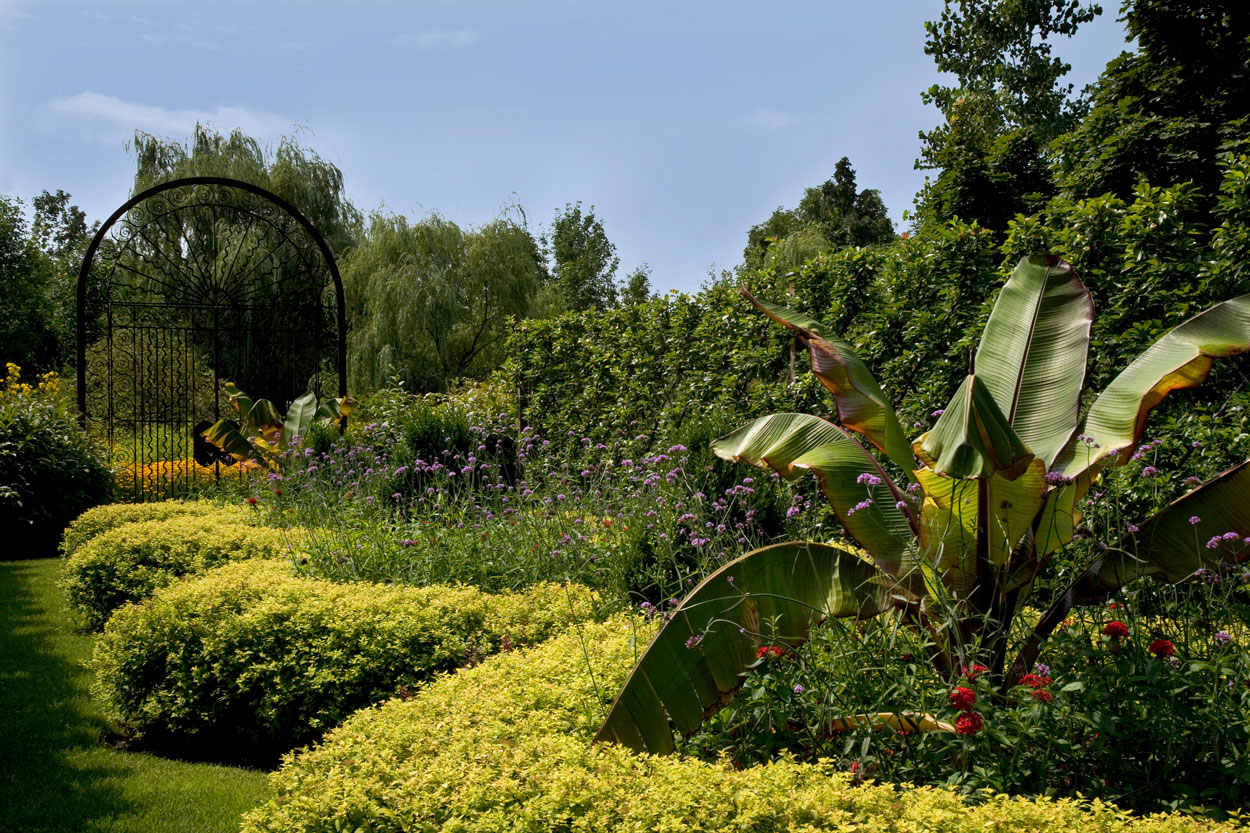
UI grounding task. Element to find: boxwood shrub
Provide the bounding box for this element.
[62,514,295,629]
[243,617,1231,833]
[91,559,596,764]
[59,500,250,557]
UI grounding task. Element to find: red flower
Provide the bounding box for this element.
[274,489,282,496]
[948,686,976,710]
[755,645,785,659]
[1018,673,1052,689]
[246,496,258,506]
[1103,620,1129,639]
[961,664,989,681]
[1148,639,1176,657]
[955,712,983,735]
[1031,689,1053,703]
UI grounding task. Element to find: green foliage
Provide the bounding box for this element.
[91,558,596,763]
[1053,0,1250,204]
[61,512,295,629]
[743,157,895,270]
[915,0,1101,230]
[201,381,356,467]
[343,210,546,393]
[544,202,619,312]
[0,365,114,556]
[242,615,1230,833]
[59,500,250,557]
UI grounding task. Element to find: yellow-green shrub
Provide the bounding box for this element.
[92,559,596,763]
[59,500,250,556]
[243,617,1238,833]
[62,514,294,629]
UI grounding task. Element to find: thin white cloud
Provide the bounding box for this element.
[49,91,289,140]
[395,28,480,48]
[747,108,794,130]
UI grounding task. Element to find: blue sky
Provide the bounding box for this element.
[1,1,1129,294]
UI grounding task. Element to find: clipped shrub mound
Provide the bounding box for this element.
[92,559,597,763]
[59,500,250,557]
[244,618,1232,833]
[62,513,295,629]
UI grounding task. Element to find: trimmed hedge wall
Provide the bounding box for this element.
[59,500,250,557]
[91,559,596,763]
[243,617,1229,833]
[62,513,295,629]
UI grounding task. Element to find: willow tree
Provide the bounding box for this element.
[343,211,545,393]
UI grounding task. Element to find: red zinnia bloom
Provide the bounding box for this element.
[1018,673,1052,689]
[961,664,989,681]
[948,686,976,710]
[1148,639,1176,657]
[755,645,785,659]
[246,496,258,506]
[955,712,983,735]
[1031,689,1053,703]
[1103,620,1129,639]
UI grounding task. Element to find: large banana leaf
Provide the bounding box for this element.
[1014,459,1250,678]
[974,255,1093,468]
[593,541,891,754]
[1054,295,1250,477]
[1067,459,1250,605]
[914,374,1034,480]
[711,413,916,578]
[742,289,914,476]
[283,393,320,442]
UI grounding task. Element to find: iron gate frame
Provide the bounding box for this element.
[76,176,348,499]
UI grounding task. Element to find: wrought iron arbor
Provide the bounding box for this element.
[76,176,347,500]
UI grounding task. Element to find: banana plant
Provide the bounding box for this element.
[594,254,1250,755]
[201,381,357,468]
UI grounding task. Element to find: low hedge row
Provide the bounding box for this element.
[243,617,1233,833]
[92,559,597,763]
[62,513,294,629]
[59,500,251,557]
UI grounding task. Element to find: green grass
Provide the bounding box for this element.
[0,557,269,833]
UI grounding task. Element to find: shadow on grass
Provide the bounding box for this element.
[0,559,268,833]
[0,560,134,831]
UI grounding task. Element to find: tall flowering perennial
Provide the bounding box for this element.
[594,255,1250,756]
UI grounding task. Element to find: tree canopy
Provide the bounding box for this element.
[545,203,620,313]
[743,157,895,270]
[343,210,546,393]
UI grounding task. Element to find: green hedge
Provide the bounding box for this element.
[243,616,1228,833]
[62,513,295,629]
[92,559,597,763]
[59,500,250,557]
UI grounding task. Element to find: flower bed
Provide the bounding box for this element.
[242,617,1230,833]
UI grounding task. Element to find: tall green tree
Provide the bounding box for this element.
[545,203,620,312]
[130,126,360,255]
[344,210,545,393]
[620,264,653,306]
[0,191,94,373]
[743,158,895,270]
[1053,0,1250,203]
[914,0,1101,231]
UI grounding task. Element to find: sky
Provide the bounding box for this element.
[0,1,1131,295]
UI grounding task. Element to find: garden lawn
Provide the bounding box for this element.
[0,557,268,833]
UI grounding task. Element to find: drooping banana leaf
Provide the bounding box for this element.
[742,289,915,476]
[593,541,892,754]
[825,712,954,734]
[914,374,1035,480]
[973,255,1093,469]
[1070,459,1250,604]
[711,413,916,578]
[1053,295,1250,477]
[200,419,260,466]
